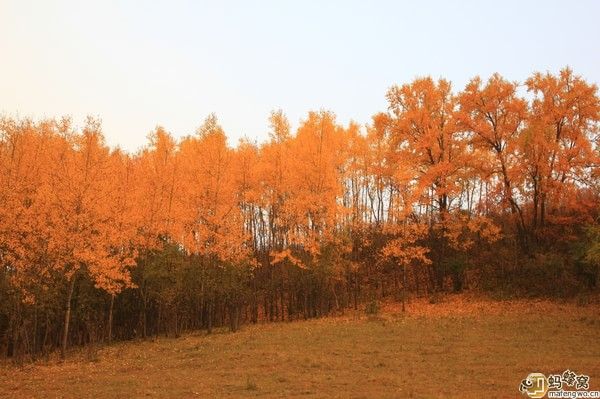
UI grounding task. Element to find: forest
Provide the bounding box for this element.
[1,68,599,361]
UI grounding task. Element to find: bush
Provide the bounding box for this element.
[428,291,443,304]
[365,299,380,315]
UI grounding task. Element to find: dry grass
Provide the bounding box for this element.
[1,295,599,398]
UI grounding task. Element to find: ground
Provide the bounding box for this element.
[1,295,599,398]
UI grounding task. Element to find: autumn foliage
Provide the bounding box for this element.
[1,68,599,359]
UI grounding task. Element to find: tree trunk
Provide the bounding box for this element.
[402,264,407,312]
[32,307,38,357]
[280,287,285,321]
[140,287,148,339]
[107,294,115,343]
[207,302,213,334]
[61,275,77,359]
[42,312,49,357]
[353,271,358,310]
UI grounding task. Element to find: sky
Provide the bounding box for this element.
[1,0,599,152]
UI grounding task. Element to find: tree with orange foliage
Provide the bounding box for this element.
[524,68,600,234]
[1,68,599,359]
[385,78,472,291]
[177,114,250,331]
[44,118,136,357]
[458,74,529,248]
[387,78,465,220]
[381,222,430,311]
[286,111,347,256]
[133,126,180,337]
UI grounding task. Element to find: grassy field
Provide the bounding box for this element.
[1,295,599,398]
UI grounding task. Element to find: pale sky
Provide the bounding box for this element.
[1,0,599,152]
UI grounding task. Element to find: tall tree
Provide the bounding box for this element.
[524,68,600,232]
[458,74,529,247]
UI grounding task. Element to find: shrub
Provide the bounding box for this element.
[365,299,380,315]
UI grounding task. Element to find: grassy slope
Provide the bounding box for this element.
[1,296,599,398]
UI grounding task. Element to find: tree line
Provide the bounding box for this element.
[1,68,599,360]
